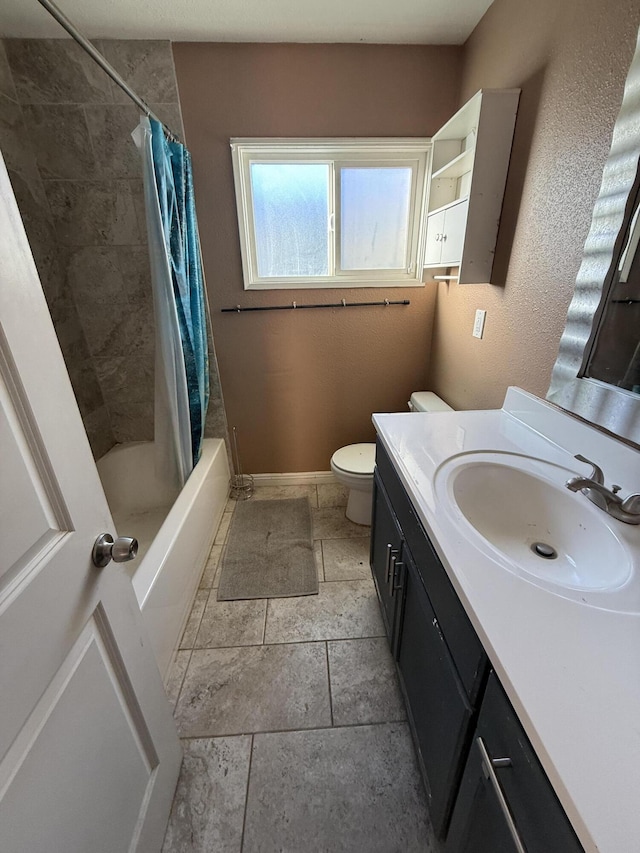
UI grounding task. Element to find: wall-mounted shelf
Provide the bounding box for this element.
[431,147,475,181]
[423,89,520,285]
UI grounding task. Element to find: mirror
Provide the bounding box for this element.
[547,27,640,446]
[586,182,640,394]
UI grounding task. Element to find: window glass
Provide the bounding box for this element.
[231,139,429,288]
[251,163,330,277]
[340,167,412,270]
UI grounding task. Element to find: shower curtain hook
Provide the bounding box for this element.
[292,301,297,309]
[342,299,347,307]
[384,299,389,306]
[236,305,241,312]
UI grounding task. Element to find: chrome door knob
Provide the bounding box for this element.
[92,533,139,568]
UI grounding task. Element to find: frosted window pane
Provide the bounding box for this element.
[251,164,330,277]
[341,167,412,270]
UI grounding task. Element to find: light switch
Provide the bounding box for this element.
[473,309,486,339]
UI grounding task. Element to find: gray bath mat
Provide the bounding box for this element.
[217,498,318,600]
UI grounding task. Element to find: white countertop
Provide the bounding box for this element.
[372,388,640,853]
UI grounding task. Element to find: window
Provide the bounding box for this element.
[231,138,430,289]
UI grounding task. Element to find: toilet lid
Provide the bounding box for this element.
[331,443,376,475]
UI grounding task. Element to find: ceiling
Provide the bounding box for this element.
[1,0,493,43]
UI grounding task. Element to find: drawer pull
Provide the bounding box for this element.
[388,553,397,592]
[391,561,404,596]
[385,544,399,583]
[477,737,527,853]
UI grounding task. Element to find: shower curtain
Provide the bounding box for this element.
[134,117,210,489]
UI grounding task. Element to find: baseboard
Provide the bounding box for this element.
[250,471,337,486]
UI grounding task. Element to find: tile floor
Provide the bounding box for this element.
[162,483,436,852]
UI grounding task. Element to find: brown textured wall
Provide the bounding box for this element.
[172,43,462,473]
[428,0,640,411]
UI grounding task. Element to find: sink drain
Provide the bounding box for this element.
[531,542,557,560]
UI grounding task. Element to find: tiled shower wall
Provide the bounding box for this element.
[0,38,229,459]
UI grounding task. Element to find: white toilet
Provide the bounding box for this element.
[330,392,454,525]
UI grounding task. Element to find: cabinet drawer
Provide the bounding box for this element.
[376,440,487,702]
[446,672,584,853]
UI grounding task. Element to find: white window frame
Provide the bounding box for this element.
[230,138,431,290]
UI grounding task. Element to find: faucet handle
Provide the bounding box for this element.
[574,454,605,485]
[621,494,640,513]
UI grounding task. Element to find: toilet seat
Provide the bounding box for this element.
[331,443,376,476]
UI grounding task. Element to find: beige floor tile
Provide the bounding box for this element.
[195,597,267,648]
[174,643,331,737]
[264,580,384,643]
[251,484,318,507]
[199,544,224,589]
[314,540,324,582]
[328,638,406,726]
[317,482,349,508]
[243,724,433,853]
[179,589,209,649]
[214,511,233,545]
[323,537,371,582]
[164,650,191,710]
[212,547,226,589]
[312,506,369,539]
[162,736,251,852]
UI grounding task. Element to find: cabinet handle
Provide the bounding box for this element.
[388,553,397,592]
[385,544,399,583]
[390,561,404,597]
[477,737,527,853]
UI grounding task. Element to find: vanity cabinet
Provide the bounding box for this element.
[445,673,584,853]
[370,471,403,646]
[424,88,520,284]
[372,441,488,837]
[371,440,585,851]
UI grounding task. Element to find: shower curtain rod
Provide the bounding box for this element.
[35,0,182,143]
[221,299,411,313]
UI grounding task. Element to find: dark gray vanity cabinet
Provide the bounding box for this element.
[396,551,475,836]
[370,470,403,648]
[371,441,489,838]
[370,441,585,852]
[445,673,584,853]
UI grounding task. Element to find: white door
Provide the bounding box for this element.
[0,155,181,852]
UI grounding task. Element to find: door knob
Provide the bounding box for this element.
[92,533,138,568]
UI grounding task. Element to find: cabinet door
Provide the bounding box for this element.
[370,470,403,648]
[446,673,584,853]
[396,553,473,838]
[424,210,445,265]
[440,200,468,266]
[444,736,522,853]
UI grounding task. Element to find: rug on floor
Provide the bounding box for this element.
[217,497,318,600]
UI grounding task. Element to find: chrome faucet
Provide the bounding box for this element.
[565,454,640,524]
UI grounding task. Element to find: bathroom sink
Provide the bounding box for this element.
[435,452,638,608]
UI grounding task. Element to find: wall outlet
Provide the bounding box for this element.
[473,309,486,339]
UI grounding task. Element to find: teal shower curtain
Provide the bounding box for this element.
[135,117,210,486]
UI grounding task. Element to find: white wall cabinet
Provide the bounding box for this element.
[424,199,469,267]
[424,89,520,285]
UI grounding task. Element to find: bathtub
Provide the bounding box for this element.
[97,439,230,681]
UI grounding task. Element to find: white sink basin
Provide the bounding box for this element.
[435,452,638,610]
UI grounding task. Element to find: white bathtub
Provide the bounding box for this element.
[97,439,229,680]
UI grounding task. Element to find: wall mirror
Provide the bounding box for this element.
[547,27,640,446]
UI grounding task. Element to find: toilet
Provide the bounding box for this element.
[330,392,454,525]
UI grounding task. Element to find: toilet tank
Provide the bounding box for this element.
[408,391,454,413]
